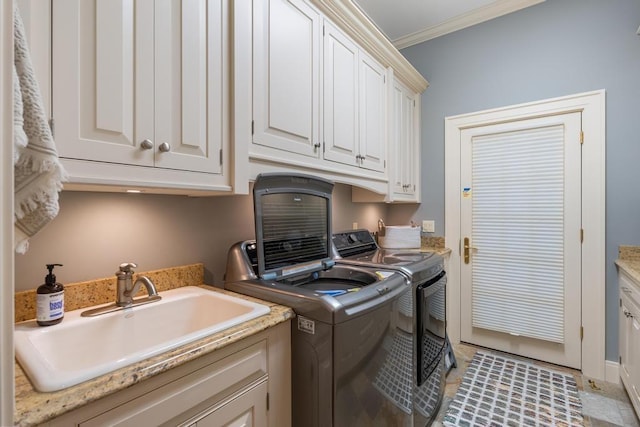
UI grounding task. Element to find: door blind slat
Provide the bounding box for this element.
[471,125,565,344]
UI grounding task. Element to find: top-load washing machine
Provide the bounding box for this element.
[224,174,415,426]
[333,229,452,426]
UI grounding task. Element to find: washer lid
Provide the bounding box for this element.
[253,173,335,281]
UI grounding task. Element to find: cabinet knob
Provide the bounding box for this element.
[140,139,154,150]
[158,142,171,153]
[313,142,321,148]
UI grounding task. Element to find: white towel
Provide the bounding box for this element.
[13,4,66,254]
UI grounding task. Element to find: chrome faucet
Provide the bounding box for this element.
[116,262,160,306]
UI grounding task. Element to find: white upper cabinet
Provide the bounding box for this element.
[252,0,322,158]
[154,0,226,174]
[323,21,359,167]
[357,50,386,173]
[390,77,420,201]
[34,0,427,196]
[323,22,386,174]
[250,1,389,191]
[53,0,153,166]
[351,75,420,203]
[52,0,230,193]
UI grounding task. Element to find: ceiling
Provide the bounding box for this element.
[352,0,545,49]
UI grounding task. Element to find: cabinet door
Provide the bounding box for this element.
[358,51,386,172]
[53,0,154,166]
[400,88,417,196]
[252,0,321,158]
[390,78,419,200]
[621,289,640,415]
[194,381,268,427]
[390,81,406,194]
[154,0,226,174]
[323,21,359,167]
[630,314,640,405]
[620,297,633,384]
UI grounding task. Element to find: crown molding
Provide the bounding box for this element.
[310,0,429,93]
[393,0,545,50]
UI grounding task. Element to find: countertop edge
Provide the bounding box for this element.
[616,259,640,284]
[14,285,294,427]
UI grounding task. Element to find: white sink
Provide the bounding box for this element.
[15,286,270,392]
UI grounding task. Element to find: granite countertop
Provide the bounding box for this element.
[422,246,452,257]
[420,236,452,257]
[14,264,295,427]
[616,245,640,284]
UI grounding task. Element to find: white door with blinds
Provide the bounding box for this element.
[460,112,582,369]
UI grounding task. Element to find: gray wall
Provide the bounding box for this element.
[391,0,640,361]
[15,184,388,291]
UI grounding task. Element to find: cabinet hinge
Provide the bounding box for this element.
[323,25,325,36]
[251,120,255,135]
[266,392,269,410]
[219,149,223,165]
[580,326,584,340]
[580,131,584,145]
[580,229,584,243]
[48,118,55,138]
[620,298,623,307]
[620,355,622,364]
[384,160,386,168]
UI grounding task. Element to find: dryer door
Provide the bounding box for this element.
[416,271,447,386]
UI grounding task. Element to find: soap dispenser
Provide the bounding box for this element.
[36,263,65,326]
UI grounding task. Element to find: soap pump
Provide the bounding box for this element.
[36,263,65,326]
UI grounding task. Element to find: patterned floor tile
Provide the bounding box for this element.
[438,344,639,427]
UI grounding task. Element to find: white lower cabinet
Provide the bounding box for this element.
[48,321,290,427]
[189,381,267,427]
[619,269,640,418]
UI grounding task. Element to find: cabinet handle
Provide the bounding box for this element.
[158,142,171,153]
[313,142,321,148]
[621,287,632,294]
[140,139,154,150]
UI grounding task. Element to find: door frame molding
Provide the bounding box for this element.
[444,90,606,380]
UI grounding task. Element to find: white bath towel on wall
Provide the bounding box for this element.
[13,4,66,254]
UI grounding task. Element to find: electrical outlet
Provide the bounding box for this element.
[422,220,435,233]
[352,222,358,230]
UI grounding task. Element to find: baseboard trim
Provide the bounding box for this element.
[604,360,620,384]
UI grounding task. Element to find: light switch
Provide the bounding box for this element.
[422,220,435,233]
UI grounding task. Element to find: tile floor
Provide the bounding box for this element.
[434,344,640,427]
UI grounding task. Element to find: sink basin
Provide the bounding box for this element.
[15,286,270,392]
